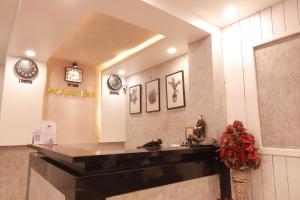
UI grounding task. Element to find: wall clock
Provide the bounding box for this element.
[14,58,39,80]
[107,74,122,94]
[65,66,83,83]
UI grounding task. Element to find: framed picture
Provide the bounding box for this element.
[129,84,142,114]
[165,70,186,109]
[145,79,160,112]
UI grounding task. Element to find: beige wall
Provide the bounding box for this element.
[222,0,300,199]
[43,59,99,143]
[0,56,47,146]
[125,36,226,148]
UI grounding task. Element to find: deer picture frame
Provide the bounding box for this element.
[165,70,185,109]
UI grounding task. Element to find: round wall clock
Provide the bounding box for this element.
[107,74,122,91]
[14,58,39,80]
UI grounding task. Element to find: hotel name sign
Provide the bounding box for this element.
[47,88,96,98]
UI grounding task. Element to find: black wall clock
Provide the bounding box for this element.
[107,74,122,94]
[14,58,39,80]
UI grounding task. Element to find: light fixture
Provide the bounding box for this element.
[100,34,164,70]
[167,47,177,54]
[223,6,237,19]
[25,50,36,57]
[118,70,125,76]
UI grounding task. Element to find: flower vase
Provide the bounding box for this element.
[232,170,247,200]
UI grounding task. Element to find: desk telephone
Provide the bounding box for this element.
[137,138,162,150]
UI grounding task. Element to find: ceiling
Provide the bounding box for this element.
[1,0,281,73]
[5,0,207,69]
[143,0,281,27]
[0,0,20,65]
[50,11,157,66]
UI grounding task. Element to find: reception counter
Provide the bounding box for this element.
[26,144,231,200]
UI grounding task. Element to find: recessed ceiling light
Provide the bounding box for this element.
[25,50,36,57]
[167,47,177,54]
[118,70,125,76]
[223,6,236,19]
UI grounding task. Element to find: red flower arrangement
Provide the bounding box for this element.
[219,120,260,171]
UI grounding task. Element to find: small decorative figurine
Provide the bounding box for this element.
[193,115,206,138]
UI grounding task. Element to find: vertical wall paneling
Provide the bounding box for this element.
[249,13,262,44]
[286,157,300,200]
[284,0,300,31]
[246,171,253,200]
[222,27,236,123]
[260,8,274,41]
[298,0,300,23]
[273,156,290,200]
[272,2,286,35]
[240,18,263,146]
[261,155,276,200]
[250,167,264,200]
[230,23,247,123]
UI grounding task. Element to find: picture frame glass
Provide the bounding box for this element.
[129,85,141,114]
[146,79,160,112]
[166,70,185,109]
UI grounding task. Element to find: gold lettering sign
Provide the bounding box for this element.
[47,88,95,98]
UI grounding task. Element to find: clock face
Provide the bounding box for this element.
[65,67,83,83]
[107,74,122,91]
[14,59,39,80]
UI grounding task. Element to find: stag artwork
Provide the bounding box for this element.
[168,77,181,102]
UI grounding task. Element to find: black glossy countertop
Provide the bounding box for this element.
[28,143,231,199]
[28,143,219,176]
[28,143,218,164]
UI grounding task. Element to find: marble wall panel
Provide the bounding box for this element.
[0,146,33,200]
[108,175,220,200]
[255,34,300,148]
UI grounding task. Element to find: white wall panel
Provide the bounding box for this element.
[284,0,300,31]
[286,157,300,200]
[298,0,300,22]
[222,27,236,123]
[239,18,262,145]
[272,2,286,35]
[230,23,247,123]
[250,167,264,200]
[261,155,276,200]
[249,13,262,44]
[260,8,274,41]
[273,156,290,199]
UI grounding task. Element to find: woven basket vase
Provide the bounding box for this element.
[232,170,247,200]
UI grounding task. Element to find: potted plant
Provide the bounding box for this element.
[219,120,261,200]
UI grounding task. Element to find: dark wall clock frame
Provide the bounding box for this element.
[107,74,123,95]
[65,63,83,87]
[14,58,39,84]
